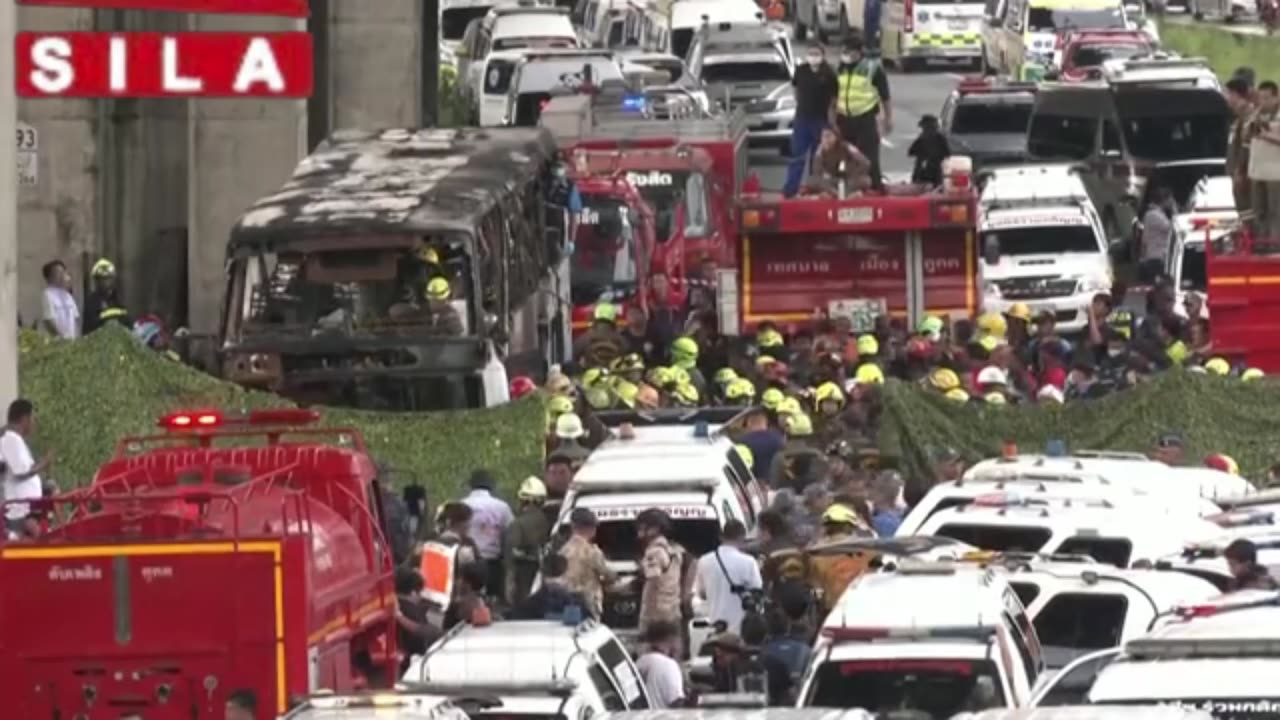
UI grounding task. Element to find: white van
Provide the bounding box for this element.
[668,0,763,59]
[881,0,987,71]
[798,562,1044,712]
[963,453,1253,503]
[915,500,1223,567]
[1088,595,1280,714]
[458,4,580,103]
[442,0,508,53]
[978,164,1112,333]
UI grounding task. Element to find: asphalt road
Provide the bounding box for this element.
[748,63,969,191]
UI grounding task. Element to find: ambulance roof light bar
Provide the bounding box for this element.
[821,625,997,642]
[1126,636,1280,659]
[157,408,321,431]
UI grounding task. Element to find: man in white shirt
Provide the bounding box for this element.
[694,520,763,634]
[635,620,686,708]
[40,260,79,340]
[461,469,514,595]
[1,399,54,538]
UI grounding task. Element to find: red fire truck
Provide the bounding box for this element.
[720,188,980,333]
[0,409,399,719]
[1206,225,1280,372]
[541,92,749,270]
[569,173,661,333]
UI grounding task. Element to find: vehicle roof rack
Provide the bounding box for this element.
[570,474,720,492]
[1072,450,1152,461]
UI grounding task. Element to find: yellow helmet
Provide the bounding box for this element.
[548,395,575,416]
[425,277,451,300]
[91,258,117,277]
[518,476,548,501]
[614,380,640,408]
[784,412,814,436]
[977,312,1007,338]
[815,381,845,407]
[612,353,645,373]
[594,303,618,322]
[416,245,440,265]
[672,383,699,406]
[756,355,779,368]
[726,378,757,400]
[777,397,803,416]
[1243,368,1265,381]
[582,367,610,388]
[1166,340,1188,365]
[647,366,675,387]
[856,334,879,356]
[758,328,785,348]
[945,388,970,403]
[715,367,740,385]
[929,368,960,392]
[669,366,691,386]
[734,443,754,468]
[762,387,785,410]
[671,337,699,368]
[984,391,1007,405]
[822,503,859,525]
[585,386,613,410]
[1005,303,1032,321]
[1205,357,1230,375]
[855,363,885,385]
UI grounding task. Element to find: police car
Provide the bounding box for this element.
[1087,592,1280,716]
[281,693,473,720]
[402,618,653,714]
[798,562,1043,712]
[978,164,1112,333]
[914,494,1223,568]
[941,77,1037,169]
[552,410,765,642]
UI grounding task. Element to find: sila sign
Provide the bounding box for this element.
[15,0,313,98]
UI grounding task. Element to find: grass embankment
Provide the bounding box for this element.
[1158,18,1279,80]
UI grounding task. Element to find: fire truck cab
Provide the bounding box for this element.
[540,90,749,270]
[720,182,980,334]
[568,171,661,333]
[0,409,401,719]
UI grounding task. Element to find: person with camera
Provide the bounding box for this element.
[694,520,764,635]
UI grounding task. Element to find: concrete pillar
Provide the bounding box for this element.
[1,0,18,402]
[186,12,307,337]
[329,0,422,129]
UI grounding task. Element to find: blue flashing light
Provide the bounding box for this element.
[1045,439,1067,458]
[621,94,646,112]
[693,421,710,439]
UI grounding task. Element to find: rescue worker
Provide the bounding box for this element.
[669,336,708,395]
[756,509,810,604]
[725,377,757,406]
[83,258,129,335]
[575,303,625,368]
[433,501,481,568]
[808,504,874,614]
[504,476,552,605]
[1225,539,1279,590]
[510,553,594,620]
[636,508,686,633]
[509,375,538,400]
[769,413,828,492]
[834,33,892,193]
[423,277,464,336]
[558,507,619,618]
[813,381,850,447]
[549,413,592,469]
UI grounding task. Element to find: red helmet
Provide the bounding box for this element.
[1204,453,1239,476]
[509,376,538,399]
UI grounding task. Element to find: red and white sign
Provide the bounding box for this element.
[18,0,308,16]
[16,32,313,98]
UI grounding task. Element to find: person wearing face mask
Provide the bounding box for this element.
[784,46,838,198]
[547,161,584,261]
[835,34,892,193]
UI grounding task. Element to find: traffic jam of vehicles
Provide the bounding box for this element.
[2,0,1278,716]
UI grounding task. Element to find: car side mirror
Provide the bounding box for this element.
[983,236,1000,265]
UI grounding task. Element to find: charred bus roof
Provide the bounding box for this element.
[228,127,557,252]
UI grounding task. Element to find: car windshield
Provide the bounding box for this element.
[1027,114,1097,160]
[1069,43,1148,67]
[1181,241,1206,292]
[441,6,491,40]
[952,101,1034,134]
[701,60,790,83]
[807,658,1007,719]
[1028,6,1125,32]
[493,35,578,51]
[1117,91,1230,162]
[625,169,690,244]
[984,225,1100,255]
[595,518,722,561]
[934,523,1053,551]
[572,195,639,306]
[518,58,623,92]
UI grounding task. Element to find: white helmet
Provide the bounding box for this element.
[976,365,1008,387]
[518,476,548,501]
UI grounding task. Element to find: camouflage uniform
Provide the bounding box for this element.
[639,535,684,632]
[558,534,616,617]
[504,506,551,605]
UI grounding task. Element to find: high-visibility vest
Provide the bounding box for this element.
[419,541,459,610]
[836,61,880,117]
[99,306,128,321]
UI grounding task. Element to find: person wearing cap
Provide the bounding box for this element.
[1225,539,1279,591]
[558,507,618,618]
[803,125,872,198]
[462,469,514,596]
[908,114,950,187]
[1151,432,1187,466]
[635,620,687,708]
[770,413,828,492]
[636,509,687,632]
[83,258,130,335]
[575,303,625,369]
[834,32,891,193]
[808,503,873,613]
[694,519,763,635]
[550,413,592,469]
[504,476,552,605]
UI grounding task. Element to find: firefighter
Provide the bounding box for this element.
[725,377,757,407]
[575,303,625,369]
[418,502,481,629]
[423,277,464,336]
[83,258,129,335]
[769,413,828,492]
[670,336,708,395]
[549,413,592,469]
[808,504,875,614]
[756,509,812,608]
[834,33,891,194]
[504,476,552,606]
[813,381,849,447]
